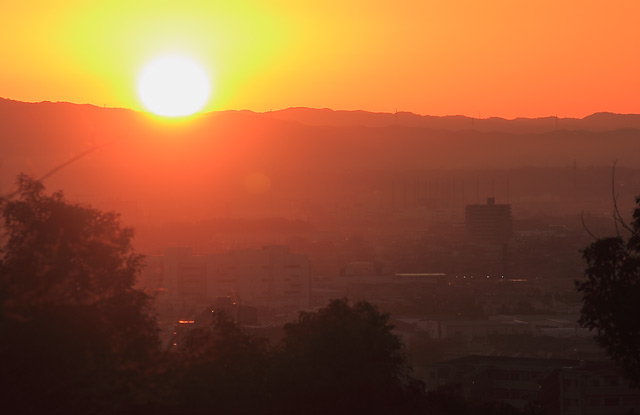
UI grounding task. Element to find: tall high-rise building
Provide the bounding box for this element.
[465,197,512,244]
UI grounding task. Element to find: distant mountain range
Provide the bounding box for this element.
[2,97,639,171]
[1,98,639,224]
[267,106,640,133]
[4,98,640,133]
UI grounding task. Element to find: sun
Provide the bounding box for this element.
[137,54,211,117]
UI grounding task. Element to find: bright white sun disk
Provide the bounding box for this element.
[138,55,210,117]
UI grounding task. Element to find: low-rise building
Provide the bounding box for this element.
[139,245,311,311]
[425,355,640,414]
[422,319,532,340]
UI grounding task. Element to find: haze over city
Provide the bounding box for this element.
[2,1,640,414]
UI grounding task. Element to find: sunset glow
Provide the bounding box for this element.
[1,1,639,117]
[138,55,210,117]
[4,2,640,413]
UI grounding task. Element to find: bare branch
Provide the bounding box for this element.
[581,210,598,240]
[612,160,620,236]
[611,161,634,234]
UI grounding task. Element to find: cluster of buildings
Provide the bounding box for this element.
[140,245,311,312]
[134,197,640,413]
[397,314,592,341]
[424,355,640,414]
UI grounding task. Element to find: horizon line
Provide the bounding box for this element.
[1,96,637,121]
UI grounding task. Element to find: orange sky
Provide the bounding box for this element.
[1,0,639,118]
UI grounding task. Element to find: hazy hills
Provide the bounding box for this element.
[2,98,640,169]
[1,98,639,228]
[269,106,640,133]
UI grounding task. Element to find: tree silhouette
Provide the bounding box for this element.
[576,195,640,385]
[171,311,271,414]
[272,298,424,415]
[0,175,159,413]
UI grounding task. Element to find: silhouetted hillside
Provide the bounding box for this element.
[269,106,640,133]
[1,98,639,229]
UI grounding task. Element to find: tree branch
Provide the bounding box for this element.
[581,210,597,240]
[611,161,634,235]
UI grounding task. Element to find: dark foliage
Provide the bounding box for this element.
[170,312,271,414]
[576,196,640,385]
[164,300,425,415]
[0,175,159,413]
[272,298,424,415]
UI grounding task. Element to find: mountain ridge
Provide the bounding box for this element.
[1,97,639,224]
[3,97,640,133]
